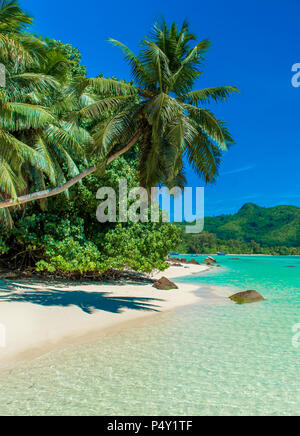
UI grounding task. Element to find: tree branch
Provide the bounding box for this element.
[0,129,142,210]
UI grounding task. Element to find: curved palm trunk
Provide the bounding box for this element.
[0,130,142,210]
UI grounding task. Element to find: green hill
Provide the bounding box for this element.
[175,203,300,255]
[204,203,300,247]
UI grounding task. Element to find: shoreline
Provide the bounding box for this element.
[178,253,300,257]
[0,264,212,370]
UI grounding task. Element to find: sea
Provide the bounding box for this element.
[0,255,299,416]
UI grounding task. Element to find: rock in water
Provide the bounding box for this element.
[203,256,217,265]
[187,259,201,265]
[229,290,265,304]
[170,257,187,264]
[153,277,179,290]
[206,256,217,263]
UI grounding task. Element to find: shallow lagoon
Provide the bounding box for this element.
[0,256,299,416]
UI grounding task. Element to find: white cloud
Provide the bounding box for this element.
[221,164,256,176]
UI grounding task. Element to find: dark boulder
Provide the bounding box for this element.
[205,256,217,263]
[229,290,265,304]
[187,259,201,265]
[202,256,217,265]
[169,257,187,264]
[202,259,214,266]
[153,277,179,290]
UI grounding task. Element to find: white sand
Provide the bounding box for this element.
[0,264,211,369]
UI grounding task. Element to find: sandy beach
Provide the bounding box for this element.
[0,264,210,369]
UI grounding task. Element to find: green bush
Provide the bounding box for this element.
[0,157,181,275]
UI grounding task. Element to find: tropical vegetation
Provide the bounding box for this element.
[0,0,239,276]
[177,203,300,255]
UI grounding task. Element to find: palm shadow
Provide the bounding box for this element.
[0,281,162,314]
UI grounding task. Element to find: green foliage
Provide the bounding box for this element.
[0,235,9,254]
[0,1,92,224]
[0,3,238,275]
[46,39,87,78]
[102,223,181,273]
[80,21,238,189]
[1,212,180,276]
[176,203,300,255]
[0,156,181,275]
[204,203,300,247]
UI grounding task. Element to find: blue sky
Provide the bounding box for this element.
[21,0,300,216]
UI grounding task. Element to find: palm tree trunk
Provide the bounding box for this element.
[0,130,142,210]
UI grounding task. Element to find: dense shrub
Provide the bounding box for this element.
[0,157,181,275]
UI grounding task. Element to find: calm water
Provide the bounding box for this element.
[0,256,299,416]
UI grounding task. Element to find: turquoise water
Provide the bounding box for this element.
[0,255,299,416]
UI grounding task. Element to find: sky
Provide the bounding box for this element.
[20,0,300,216]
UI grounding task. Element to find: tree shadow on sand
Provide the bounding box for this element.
[0,281,162,314]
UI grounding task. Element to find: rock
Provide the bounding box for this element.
[153,277,179,290]
[203,256,217,265]
[229,290,265,304]
[205,256,217,263]
[169,257,187,264]
[202,259,215,266]
[187,259,201,265]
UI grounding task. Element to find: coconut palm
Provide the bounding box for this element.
[0,19,239,210]
[0,1,92,221]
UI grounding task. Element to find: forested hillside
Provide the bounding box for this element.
[177,203,300,255]
[205,203,300,247]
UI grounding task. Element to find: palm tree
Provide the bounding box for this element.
[0,19,239,210]
[0,1,92,220]
[0,0,32,62]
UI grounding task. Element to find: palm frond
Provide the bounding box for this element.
[108,38,152,88]
[180,86,239,105]
[80,95,135,119]
[187,105,234,149]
